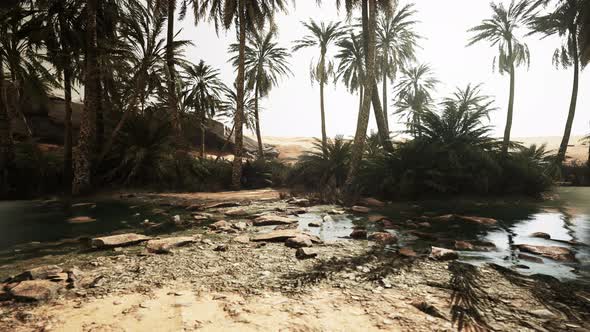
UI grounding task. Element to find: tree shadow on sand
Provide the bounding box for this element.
[448,261,492,332]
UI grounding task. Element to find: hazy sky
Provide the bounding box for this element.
[175,0,589,139]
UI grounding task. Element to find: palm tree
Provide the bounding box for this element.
[336,31,366,115]
[394,64,438,137]
[0,53,13,196]
[580,1,590,65]
[229,28,292,159]
[442,83,497,117]
[293,20,346,152]
[376,3,420,132]
[73,0,100,195]
[195,0,288,189]
[41,0,83,195]
[468,0,534,157]
[182,60,226,157]
[530,0,584,164]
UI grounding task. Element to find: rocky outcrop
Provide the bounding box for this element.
[285,236,313,248]
[91,233,151,249]
[515,244,575,262]
[295,248,318,259]
[251,230,320,243]
[13,265,63,281]
[454,240,496,251]
[399,248,417,258]
[351,206,370,214]
[8,280,62,302]
[368,232,398,245]
[429,247,459,261]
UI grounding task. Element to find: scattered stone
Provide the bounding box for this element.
[429,247,459,261]
[408,231,438,241]
[417,222,431,228]
[67,216,96,224]
[367,215,387,223]
[295,248,318,259]
[274,223,298,230]
[359,197,385,207]
[454,240,496,251]
[195,202,241,210]
[225,208,250,217]
[172,215,182,224]
[529,309,556,319]
[430,214,497,225]
[515,264,530,269]
[308,222,321,227]
[411,300,446,320]
[232,235,250,244]
[287,198,310,207]
[214,244,228,252]
[192,213,213,221]
[0,289,9,301]
[71,202,95,208]
[368,232,398,245]
[9,280,62,302]
[351,206,370,213]
[328,209,345,215]
[399,248,417,258]
[251,230,321,243]
[287,207,308,215]
[381,219,396,229]
[350,229,368,239]
[322,215,334,223]
[518,253,544,264]
[285,236,313,248]
[232,221,248,231]
[253,215,297,226]
[209,220,231,230]
[13,265,63,281]
[146,236,197,254]
[530,232,551,239]
[515,244,575,262]
[91,233,151,249]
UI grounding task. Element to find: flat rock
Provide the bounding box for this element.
[350,229,368,239]
[9,280,62,301]
[429,247,459,261]
[368,232,398,245]
[518,253,544,264]
[232,235,250,244]
[454,240,496,251]
[287,198,310,207]
[192,213,213,221]
[251,230,320,243]
[200,202,241,210]
[146,236,197,253]
[225,208,250,217]
[515,244,575,262]
[253,215,297,226]
[530,232,551,239]
[296,248,318,259]
[367,215,387,223]
[359,197,385,207]
[408,231,438,241]
[14,265,63,281]
[351,206,370,213]
[308,222,321,227]
[67,216,96,224]
[399,248,417,258]
[91,233,151,248]
[430,214,497,225]
[209,220,232,231]
[285,236,313,248]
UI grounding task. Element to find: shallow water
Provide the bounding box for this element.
[0,188,589,283]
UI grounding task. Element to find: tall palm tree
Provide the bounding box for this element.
[0,53,13,196]
[195,0,288,189]
[41,0,83,195]
[229,28,292,159]
[336,31,366,115]
[530,0,585,164]
[376,3,420,132]
[394,64,438,137]
[442,83,496,118]
[73,0,100,195]
[293,20,346,152]
[580,0,590,65]
[468,0,534,157]
[182,60,226,157]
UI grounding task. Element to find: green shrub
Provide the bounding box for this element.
[8,142,64,198]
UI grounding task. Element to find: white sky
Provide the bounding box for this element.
[176,0,589,139]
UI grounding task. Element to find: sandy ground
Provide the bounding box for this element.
[261,135,589,164]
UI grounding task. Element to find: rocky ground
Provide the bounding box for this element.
[1,191,589,331]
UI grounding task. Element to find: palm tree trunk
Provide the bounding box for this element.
[319,54,328,152]
[346,0,377,198]
[95,59,104,156]
[0,57,14,196]
[73,0,99,195]
[63,66,73,195]
[360,0,393,152]
[166,0,182,148]
[200,120,206,158]
[254,82,264,159]
[231,0,246,190]
[502,43,515,157]
[382,66,389,133]
[556,36,579,164]
[215,123,235,162]
[358,85,363,114]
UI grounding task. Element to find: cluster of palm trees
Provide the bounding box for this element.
[0,0,589,198]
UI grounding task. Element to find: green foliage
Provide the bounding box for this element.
[8,143,63,198]
[242,159,290,189]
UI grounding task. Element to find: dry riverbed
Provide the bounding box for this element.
[1,190,589,331]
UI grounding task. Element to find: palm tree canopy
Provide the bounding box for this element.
[194,0,288,33]
[292,19,347,84]
[441,83,497,119]
[393,63,438,134]
[376,3,420,82]
[220,84,257,131]
[335,31,365,93]
[229,28,292,97]
[181,60,226,120]
[467,0,535,74]
[529,0,585,68]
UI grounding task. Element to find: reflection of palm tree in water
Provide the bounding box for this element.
[506,229,518,263]
[557,206,578,243]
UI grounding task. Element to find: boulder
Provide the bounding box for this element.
[359,197,386,207]
[368,232,398,245]
[232,235,250,244]
[367,215,387,223]
[429,247,459,261]
[351,206,370,214]
[146,236,197,254]
[91,233,151,249]
[350,229,368,239]
[399,248,417,258]
[530,232,551,240]
[515,244,575,262]
[454,240,496,251]
[67,216,96,224]
[225,208,250,217]
[9,280,62,301]
[253,215,297,226]
[308,222,321,227]
[518,253,544,264]
[14,265,63,281]
[296,248,318,259]
[251,230,321,243]
[285,236,313,248]
[287,198,310,207]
